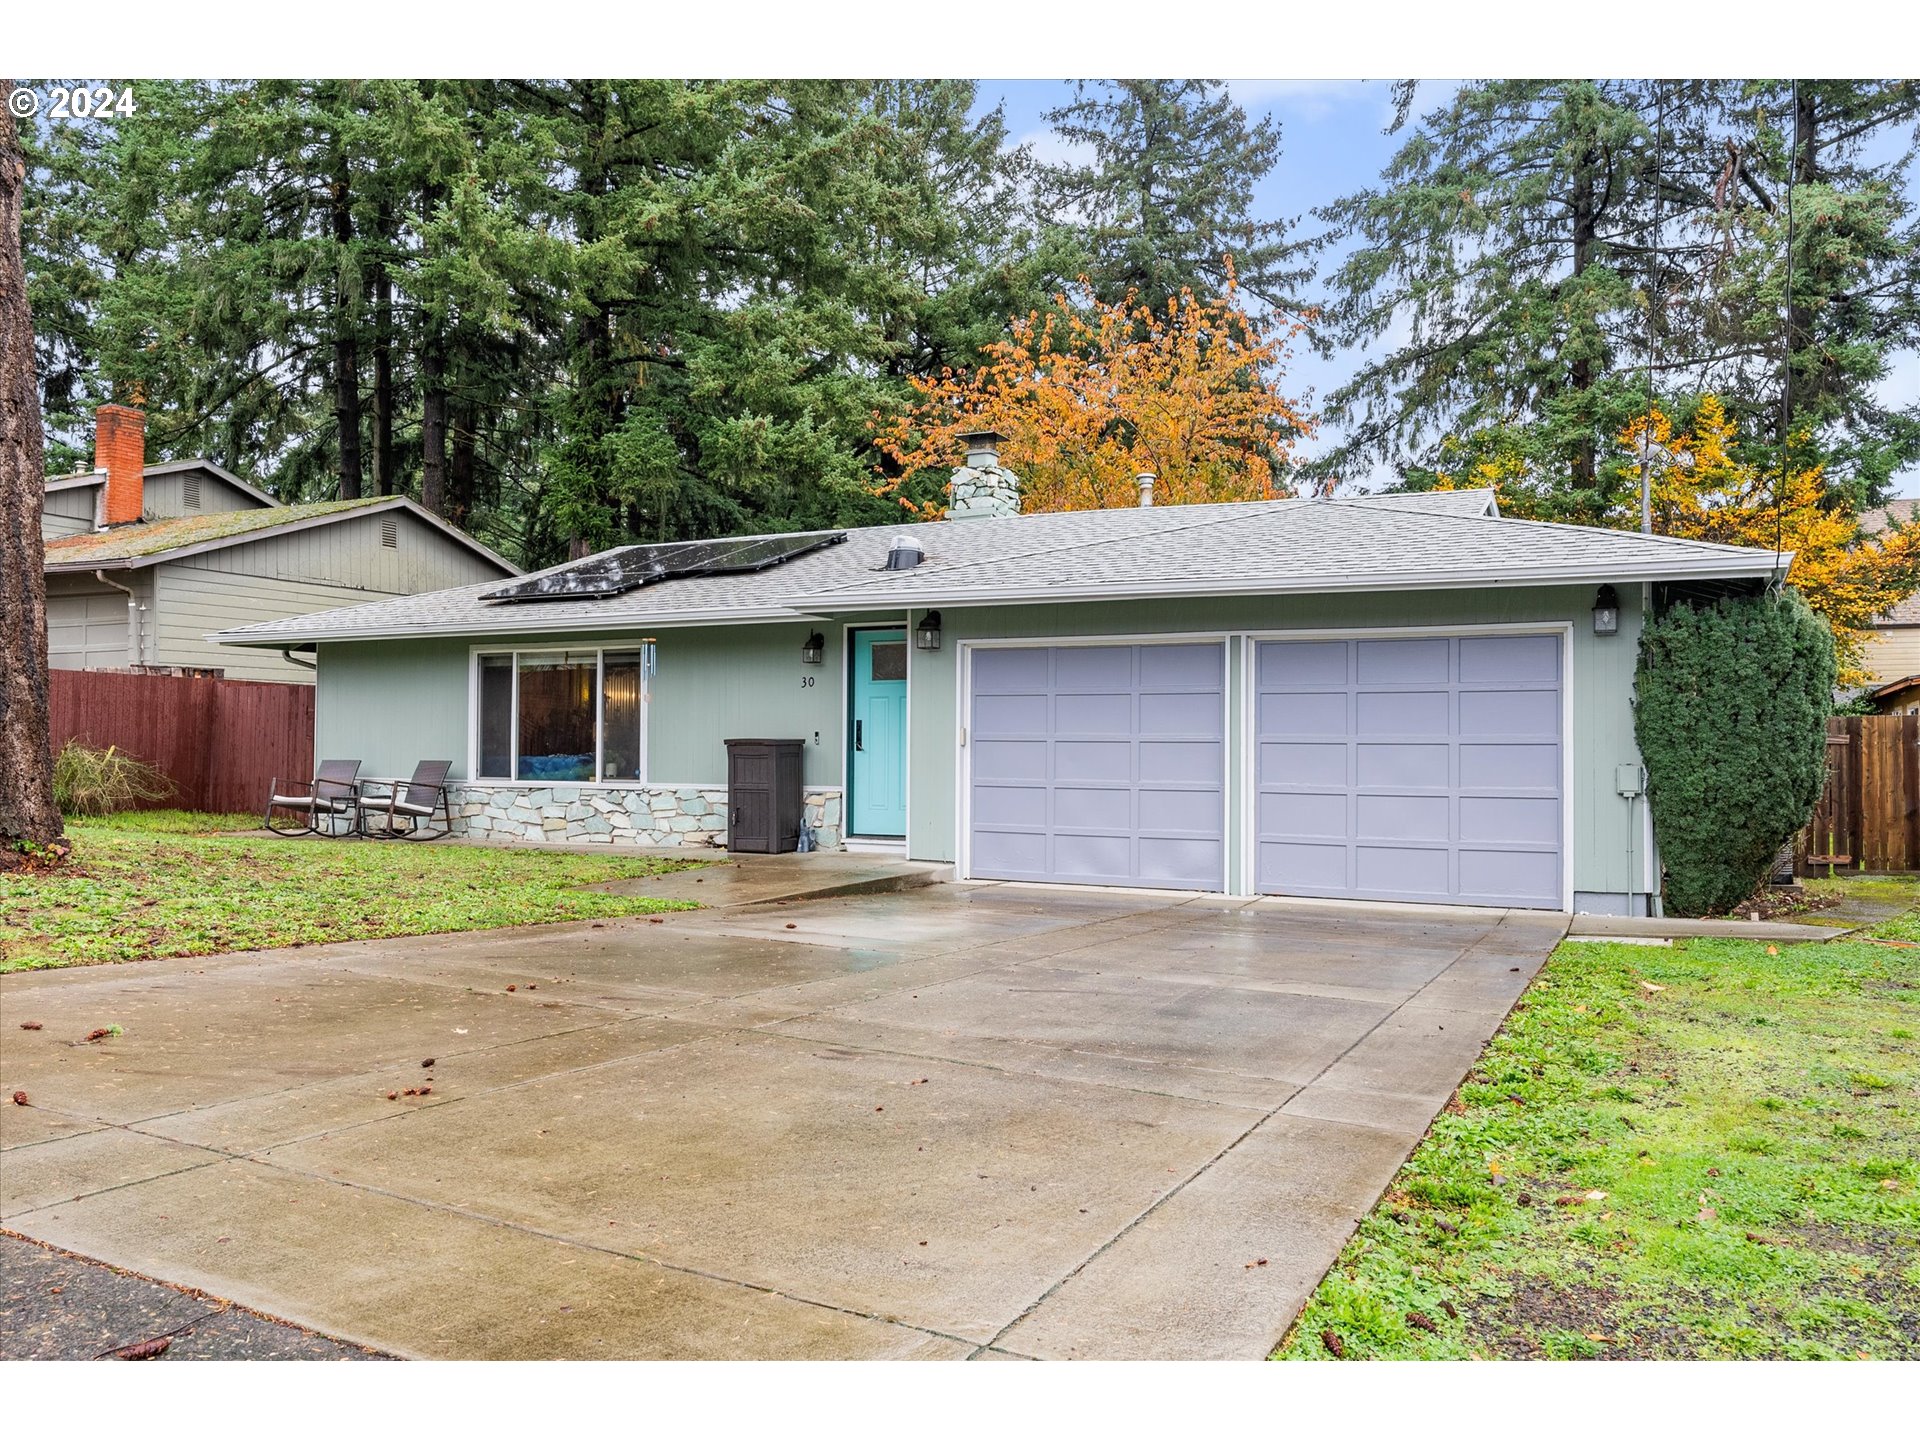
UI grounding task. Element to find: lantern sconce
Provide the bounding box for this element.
[1592,585,1620,637]
[800,631,825,665]
[914,611,943,652]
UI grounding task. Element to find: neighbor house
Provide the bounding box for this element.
[1860,499,1919,693]
[215,433,1791,916]
[41,405,518,682]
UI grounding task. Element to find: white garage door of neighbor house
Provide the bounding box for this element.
[1254,633,1564,909]
[47,592,133,671]
[968,642,1226,890]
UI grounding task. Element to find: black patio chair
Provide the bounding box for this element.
[264,759,363,837]
[357,760,455,841]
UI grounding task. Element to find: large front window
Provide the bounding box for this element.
[475,648,647,783]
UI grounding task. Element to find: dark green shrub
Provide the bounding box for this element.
[1634,589,1834,916]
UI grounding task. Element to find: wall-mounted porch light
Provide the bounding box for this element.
[1592,585,1620,637]
[914,611,943,652]
[801,631,825,665]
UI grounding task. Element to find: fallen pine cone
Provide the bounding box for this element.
[1406,1311,1438,1333]
[11,1091,28,1106]
[83,1028,112,1043]
[1321,1329,1345,1358]
[19,1021,42,1031]
[421,1058,435,1068]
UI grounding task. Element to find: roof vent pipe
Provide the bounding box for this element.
[1137,472,1156,507]
[885,535,925,570]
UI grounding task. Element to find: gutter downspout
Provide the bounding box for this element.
[95,569,142,668]
[279,648,317,672]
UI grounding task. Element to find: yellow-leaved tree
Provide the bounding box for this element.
[871,272,1313,516]
[1625,397,1920,688]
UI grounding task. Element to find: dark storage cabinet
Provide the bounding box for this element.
[724,738,805,853]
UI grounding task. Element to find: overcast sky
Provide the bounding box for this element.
[976,79,1920,500]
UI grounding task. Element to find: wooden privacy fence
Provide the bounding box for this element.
[1798,714,1920,874]
[49,670,314,815]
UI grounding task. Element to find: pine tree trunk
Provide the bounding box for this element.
[330,144,362,500]
[447,399,476,530]
[1568,148,1598,490]
[421,337,447,516]
[0,89,65,850]
[1784,84,1818,436]
[370,200,394,496]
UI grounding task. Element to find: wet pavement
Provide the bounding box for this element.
[0,884,1564,1360]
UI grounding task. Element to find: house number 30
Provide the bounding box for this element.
[799,675,815,688]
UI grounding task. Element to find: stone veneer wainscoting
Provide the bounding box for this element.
[447,785,843,850]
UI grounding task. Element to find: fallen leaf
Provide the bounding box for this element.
[83,1028,112,1043]
[1321,1329,1345,1359]
[1440,1300,1459,1320]
[1586,1190,1609,1202]
[18,1022,41,1031]
[385,1092,398,1101]
[1517,1192,1534,1207]
[1697,1206,1719,1223]
[1766,945,1778,956]
[785,923,797,930]
[1745,1231,1771,1245]
[1245,1257,1269,1269]
[1584,1332,1612,1345]
[108,1336,172,1360]
[1554,1194,1583,1207]
[1640,981,1666,994]
[421,1058,435,1068]
[1433,1218,1459,1236]
[506,985,516,992]
[875,1106,884,1112]
[11,1091,28,1106]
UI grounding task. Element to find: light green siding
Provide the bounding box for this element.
[156,566,417,682]
[179,509,505,593]
[310,583,1650,907]
[903,586,1647,902]
[315,620,853,788]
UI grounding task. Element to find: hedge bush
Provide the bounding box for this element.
[1633,589,1834,916]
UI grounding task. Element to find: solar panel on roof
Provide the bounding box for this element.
[481,530,848,604]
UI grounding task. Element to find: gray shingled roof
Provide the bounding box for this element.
[213,489,1786,647]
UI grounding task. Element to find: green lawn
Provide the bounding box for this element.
[1,812,703,971]
[1275,876,1920,1361]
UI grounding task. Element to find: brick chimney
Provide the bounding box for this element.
[96,404,147,525]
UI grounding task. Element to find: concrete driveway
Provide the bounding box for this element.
[1,885,1564,1359]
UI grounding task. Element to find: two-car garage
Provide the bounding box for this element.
[964,632,1566,910]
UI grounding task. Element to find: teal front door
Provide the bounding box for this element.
[849,629,908,837]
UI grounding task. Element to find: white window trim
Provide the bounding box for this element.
[467,643,650,787]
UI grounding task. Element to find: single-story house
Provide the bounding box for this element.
[1861,500,1919,688]
[215,433,1791,916]
[41,405,519,682]
[1864,673,1920,716]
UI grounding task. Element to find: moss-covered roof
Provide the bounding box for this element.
[43,498,391,567]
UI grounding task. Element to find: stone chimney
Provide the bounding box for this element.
[1137,472,1156,507]
[946,429,1021,520]
[96,404,147,526]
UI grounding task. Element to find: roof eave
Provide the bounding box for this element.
[208,603,838,648]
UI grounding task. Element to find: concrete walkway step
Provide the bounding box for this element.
[585,852,951,908]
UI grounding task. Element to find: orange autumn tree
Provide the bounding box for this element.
[1625,397,1920,688]
[872,273,1314,515]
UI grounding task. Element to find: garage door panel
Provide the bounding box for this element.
[972,739,1048,782]
[1459,688,1558,737]
[1054,646,1134,689]
[973,647,1050,692]
[1460,634,1560,682]
[1357,845,1450,896]
[1356,793,1449,842]
[1262,741,1347,786]
[969,643,1224,891]
[1141,787,1223,835]
[1257,634,1563,910]
[1357,743,1450,787]
[1358,638,1449,683]
[1459,848,1560,905]
[1460,795,1559,844]
[1460,743,1558,789]
[1259,689,1346,737]
[1261,841,1347,890]
[972,784,1049,828]
[1259,789,1347,840]
[1054,691,1132,734]
[1138,691,1221,736]
[974,693,1049,734]
[1356,690,1449,736]
[1054,786,1132,830]
[1139,836,1225,887]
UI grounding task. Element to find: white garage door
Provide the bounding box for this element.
[1254,633,1564,909]
[47,592,133,671]
[968,643,1225,890]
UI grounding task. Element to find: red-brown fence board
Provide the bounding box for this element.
[1798,714,1919,875]
[49,670,314,815]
